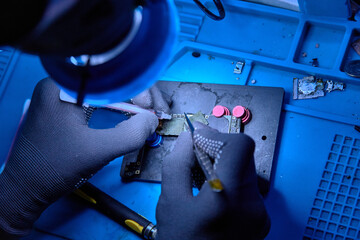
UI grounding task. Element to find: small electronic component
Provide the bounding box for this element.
[293,76,345,100]
[233,61,245,74]
[293,76,325,99]
[156,111,242,136]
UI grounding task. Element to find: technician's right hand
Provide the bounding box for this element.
[156,124,270,240]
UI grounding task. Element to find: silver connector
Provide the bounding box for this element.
[143,223,157,240]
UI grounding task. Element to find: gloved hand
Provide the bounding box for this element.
[156,123,270,240]
[0,78,158,238]
[131,84,171,114]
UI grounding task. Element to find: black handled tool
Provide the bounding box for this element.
[73,182,157,240]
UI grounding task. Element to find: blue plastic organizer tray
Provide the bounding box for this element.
[0,0,360,239]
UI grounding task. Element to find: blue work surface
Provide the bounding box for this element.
[1,0,360,239]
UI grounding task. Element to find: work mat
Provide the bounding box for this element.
[303,134,360,240]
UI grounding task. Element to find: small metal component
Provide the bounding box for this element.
[325,80,345,92]
[299,77,317,95]
[233,61,245,74]
[293,76,325,100]
[158,110,246,136]
[344,60,360,78]
[143,223,157,240]
[229,116,241,133]
[189,111,208,125]
[325,80,334,93]
[157,117,184,136]
[315,43,320,48]
[302,52,307,57]
[294,76,344,99]
[154,110,172,120]
[124,160,142,178]
[251,79,256,84]
[333,82,345,91]
[157,112,208,136]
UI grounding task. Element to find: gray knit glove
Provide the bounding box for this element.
[156,123,270,240]
[131,84,171,114]
[0,78,158,238]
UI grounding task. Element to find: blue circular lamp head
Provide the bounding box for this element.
[40,0,178,105]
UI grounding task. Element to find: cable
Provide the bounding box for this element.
[194,0,225,20]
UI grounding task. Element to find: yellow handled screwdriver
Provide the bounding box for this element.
[73,182,157,239]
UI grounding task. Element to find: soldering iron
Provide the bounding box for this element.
[73,182,157,240]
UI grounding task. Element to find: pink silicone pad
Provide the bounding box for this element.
[212,105,225,117]
[232,106,245,118]
[223,107,230,115]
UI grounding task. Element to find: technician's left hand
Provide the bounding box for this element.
[0,78,158,239]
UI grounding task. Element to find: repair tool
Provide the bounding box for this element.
[59,89,172,120]
[73,182,157,240]
[184,113,224,192]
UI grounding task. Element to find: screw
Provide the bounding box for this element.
[192,52,201,58]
